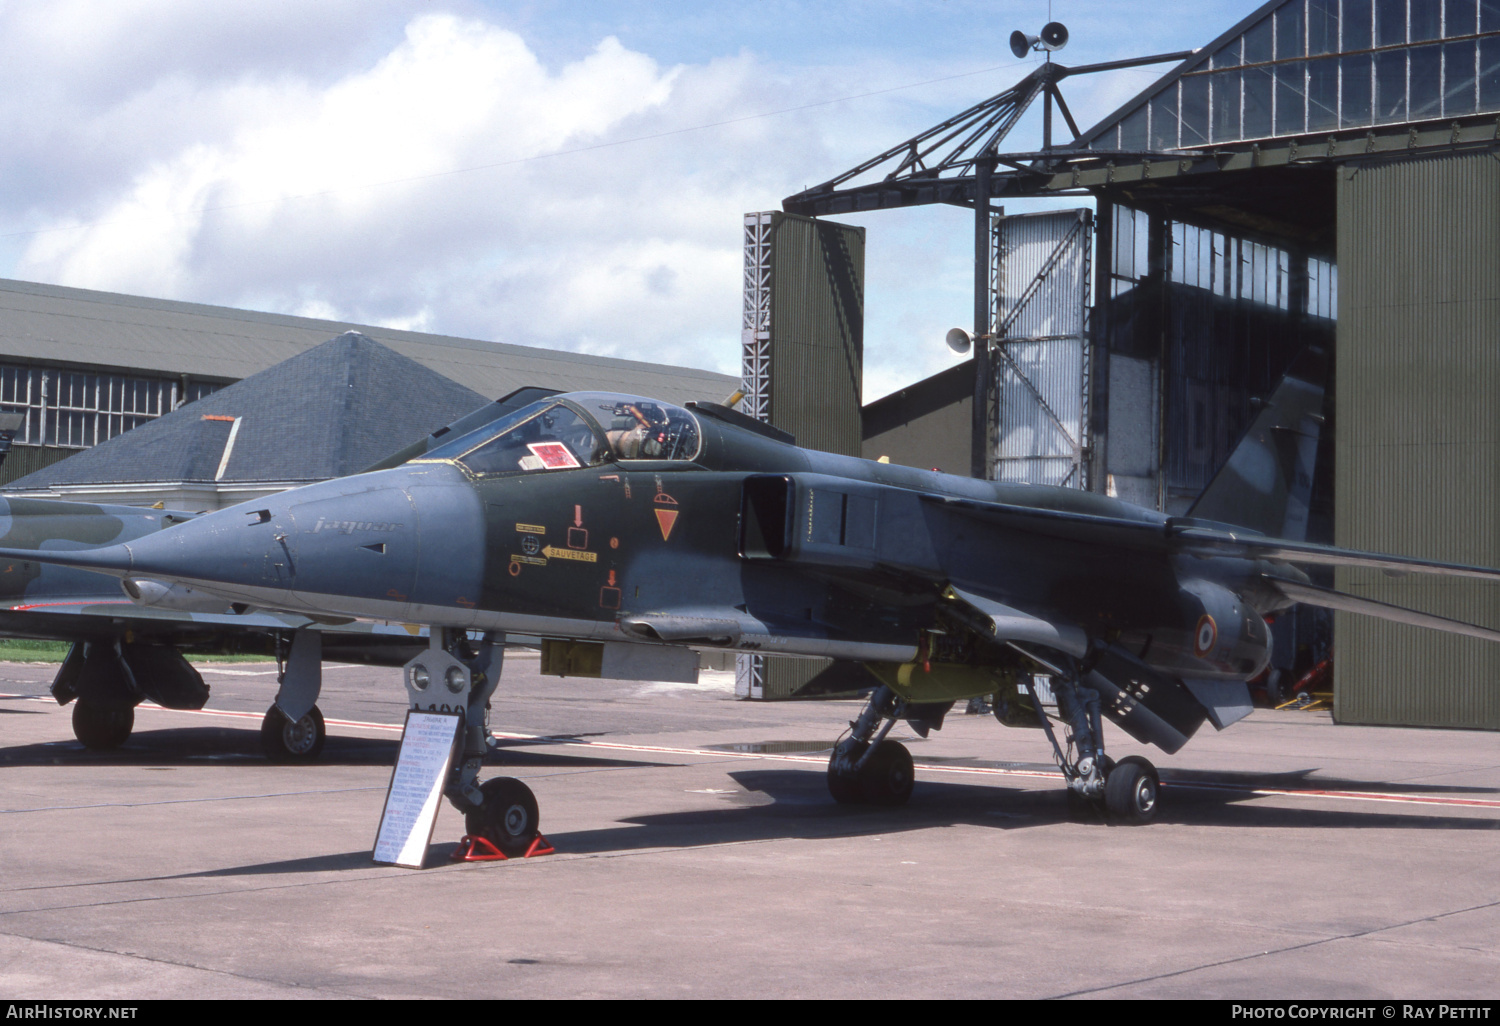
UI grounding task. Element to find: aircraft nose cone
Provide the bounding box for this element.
[111,464,484,623]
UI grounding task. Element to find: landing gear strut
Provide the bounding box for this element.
[404,629,543,855]
[827,685,916,806]
[1027,669,1158,825]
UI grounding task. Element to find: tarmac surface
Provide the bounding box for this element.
[1,652,1497,1000]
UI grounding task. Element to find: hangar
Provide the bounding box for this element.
[0,276,736,489]
[743,0,1500,730]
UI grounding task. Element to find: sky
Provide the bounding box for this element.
[0,0,1261,400]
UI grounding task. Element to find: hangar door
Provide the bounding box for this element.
[989,208,1093,489]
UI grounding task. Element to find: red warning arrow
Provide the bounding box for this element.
[655,508,678,541]
[574,505,583,527]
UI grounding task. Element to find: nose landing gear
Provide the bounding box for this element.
[403,629,547,858]
[463,777,540,856]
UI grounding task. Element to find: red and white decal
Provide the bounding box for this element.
[1193,614,1218,656]
[527,442,580,469]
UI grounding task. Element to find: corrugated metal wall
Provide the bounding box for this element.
[992,210,1092,488]
[0,445,75,487]
[767,213,865,457]
[739,212,865,699]
[1335,151,1500,729]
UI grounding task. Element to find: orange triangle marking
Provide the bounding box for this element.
[655,508,679,541]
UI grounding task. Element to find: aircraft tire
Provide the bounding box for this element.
[1064,787,1102,820]
[1103,756,1159,825]
[465,777,540,856]
[260,704,326,762]
[72,700,133,750]
[827,763,865,804]
[860,740,914,807]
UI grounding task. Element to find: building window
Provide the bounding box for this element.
[0,364,219,449]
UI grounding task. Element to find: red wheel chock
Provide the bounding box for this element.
[450,833,555,862]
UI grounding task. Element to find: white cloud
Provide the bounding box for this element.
[12,12,805,379]
[2,1,1229,399]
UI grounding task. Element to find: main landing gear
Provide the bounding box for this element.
[260,704,326,762]
[827,685,916,806]
[824,669,1161,823]
[1026,669,1159,825]
[405,630,543,857]
[262,628,327,762]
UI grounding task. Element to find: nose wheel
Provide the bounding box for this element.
[464,777,540,856]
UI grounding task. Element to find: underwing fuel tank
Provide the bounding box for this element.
[121,577,232,613]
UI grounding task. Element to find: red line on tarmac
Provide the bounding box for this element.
[9,695,1499,811]
[5,600,134,611]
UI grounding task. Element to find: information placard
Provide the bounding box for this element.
[373,710,462,868]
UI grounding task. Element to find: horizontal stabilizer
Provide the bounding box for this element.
[1177,527,1500,583]
[1266,577,1500,645]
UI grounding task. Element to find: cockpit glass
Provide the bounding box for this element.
[420,400,606,476]
[566,393,702,462]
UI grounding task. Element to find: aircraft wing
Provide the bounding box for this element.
[0,594,425,636]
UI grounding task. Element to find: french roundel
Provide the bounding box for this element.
[1193,614,1217,656]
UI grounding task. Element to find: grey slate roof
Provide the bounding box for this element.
[0,277,735,405]
[6,333,489,489]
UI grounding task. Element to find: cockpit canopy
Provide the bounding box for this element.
[415,392,702,477]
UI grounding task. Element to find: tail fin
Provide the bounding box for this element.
[1186,346,1326,541]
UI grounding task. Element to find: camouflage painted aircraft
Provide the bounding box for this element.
[0,494,430,758]
[0,389,571,761]
[8,354,1500,855]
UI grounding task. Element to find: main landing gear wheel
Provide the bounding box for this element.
[827,739,915,807]
[861,740,914,806]
[465,777,540,856]
[260,704,326,762]
[827,752,865,805]
[72,700,133,750]
[1104,756,1159,825]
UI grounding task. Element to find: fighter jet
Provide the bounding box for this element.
[0,493,429,757]
[0,387,557,762]
[7,351,1500,855]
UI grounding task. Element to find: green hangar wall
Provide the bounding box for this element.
[1335,152,1500,729]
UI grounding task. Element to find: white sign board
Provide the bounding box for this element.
[373,710,462,868]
